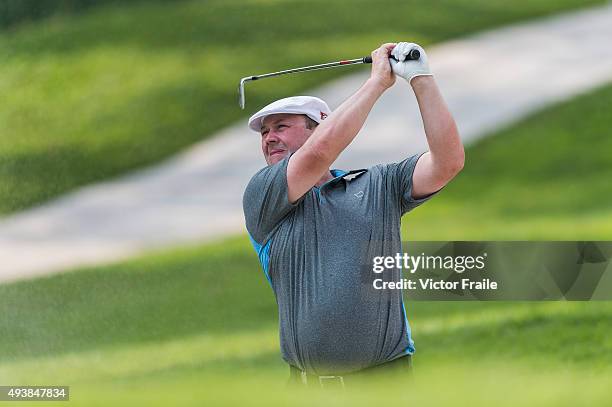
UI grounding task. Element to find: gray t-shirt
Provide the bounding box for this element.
[243,152,436,375]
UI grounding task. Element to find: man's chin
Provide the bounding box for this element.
[267,152,288,165]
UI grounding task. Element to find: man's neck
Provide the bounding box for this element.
[314,170,334,188]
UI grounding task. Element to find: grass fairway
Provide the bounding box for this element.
[2,72,612,406]
[2,25,612,406]
[0,0,604,214]
[403,82,612,240]
[1,236,611,406]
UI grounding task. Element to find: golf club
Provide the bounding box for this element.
[238,49,420,109]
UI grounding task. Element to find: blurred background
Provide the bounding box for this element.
[1,0,611,405]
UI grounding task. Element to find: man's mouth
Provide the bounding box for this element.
[269,149,285,157]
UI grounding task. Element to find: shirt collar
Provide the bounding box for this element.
[330,169,348,178]
[320,168,368,189]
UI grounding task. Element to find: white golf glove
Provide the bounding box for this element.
[390,42,432,84]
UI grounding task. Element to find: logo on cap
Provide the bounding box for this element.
[320,111,328,120]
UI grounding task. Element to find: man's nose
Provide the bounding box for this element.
[263,130,280,145]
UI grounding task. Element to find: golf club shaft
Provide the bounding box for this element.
[238,49,420,109]
[247,57,368,82]
[248,50,419,81]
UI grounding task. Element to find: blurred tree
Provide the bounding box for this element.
[0,0,184,29]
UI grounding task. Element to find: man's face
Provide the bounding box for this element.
[260,113,314,165]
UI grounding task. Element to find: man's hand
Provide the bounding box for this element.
[369,43,397,90]
[390,42,432,84]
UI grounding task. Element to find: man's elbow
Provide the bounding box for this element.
[451,146,465,175]
[437,146,464,183]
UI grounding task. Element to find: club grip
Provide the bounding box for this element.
[362,49,420,64]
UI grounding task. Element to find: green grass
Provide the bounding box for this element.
[2,14,612,403]
[0,0,184,29]
[4,76,612,399]
[1,236,611,406]
[403,83,612,240]
[0,0,604,214]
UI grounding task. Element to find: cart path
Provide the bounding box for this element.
[2,4,612,283]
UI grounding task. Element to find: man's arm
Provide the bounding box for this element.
[286,43,397,203]
[389,42,464,199]
[410,76,464,199]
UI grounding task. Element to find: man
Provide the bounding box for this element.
[242,42,464,386]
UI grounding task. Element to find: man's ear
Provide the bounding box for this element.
[303,115,319,130]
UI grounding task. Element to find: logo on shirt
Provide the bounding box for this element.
[354,191,364,198]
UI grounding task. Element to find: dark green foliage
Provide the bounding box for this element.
[0,0,182,29]
[0,0,603,214]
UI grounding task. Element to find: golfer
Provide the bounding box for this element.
[243,42,464,386]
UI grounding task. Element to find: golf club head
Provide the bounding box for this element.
[238,77,249,109]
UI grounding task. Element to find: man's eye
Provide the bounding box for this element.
[278,124,287,129]
[261,130,269,136]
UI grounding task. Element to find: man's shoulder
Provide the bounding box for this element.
[244,158,289,192]
[368,154,423,175]
[246,165,271,186]
[243,165,271,208]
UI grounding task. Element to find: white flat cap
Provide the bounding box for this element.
[248,96,331,132]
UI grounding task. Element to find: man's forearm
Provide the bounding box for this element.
[411,76,464,172]
[286,43,396,203]
[301,78,386,164]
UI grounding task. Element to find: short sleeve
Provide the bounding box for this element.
[242,155,304,244]
[383,152,442,215]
